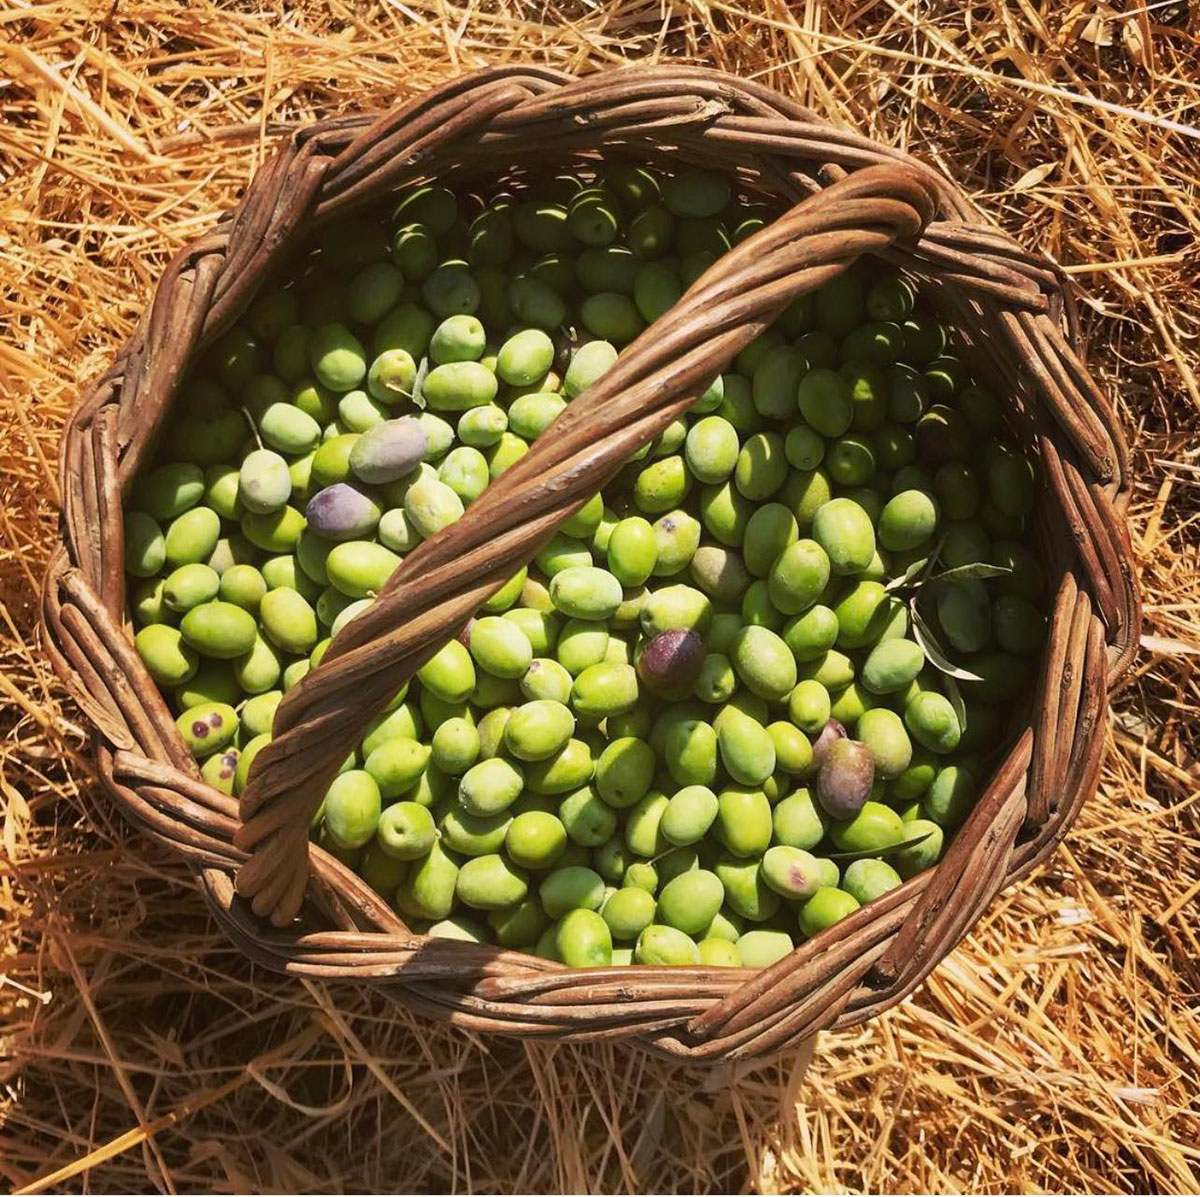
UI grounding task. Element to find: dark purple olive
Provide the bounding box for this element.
[810,717,846,770]
[305,482,382,541]
[636,628,705,697]
[915,405,970,465]
[816,738,875,820]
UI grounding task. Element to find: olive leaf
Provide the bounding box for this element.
[909,599,984,682]
[383,380,416,402]
[410,355,430,409]
[944,674,968,736]
[825,827,933,862]
[883,533,946,594]
[927,562,1012,584]
[884,555,931,592]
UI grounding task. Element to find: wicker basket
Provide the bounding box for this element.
[42,65,1140,1061]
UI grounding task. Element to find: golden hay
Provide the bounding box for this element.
[1,1,1198,1191]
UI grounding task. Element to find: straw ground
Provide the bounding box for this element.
[1,1,1198,1191]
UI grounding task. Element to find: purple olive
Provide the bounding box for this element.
[810,717,846,770]
[816,738,875,820]
[305,482,382,541]
[636,628,705,697]
[348,417,427,484]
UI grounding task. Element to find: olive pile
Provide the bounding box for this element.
[125,164,1047,969]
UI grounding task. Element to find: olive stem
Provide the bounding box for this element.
[239,406,264,451]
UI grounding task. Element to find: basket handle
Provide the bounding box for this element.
[234,164,940,924]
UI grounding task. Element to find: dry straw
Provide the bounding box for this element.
[2,0,1198,1192]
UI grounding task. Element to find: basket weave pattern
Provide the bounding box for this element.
[43,66,1139,1060]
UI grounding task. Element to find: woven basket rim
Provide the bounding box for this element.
[42,63,1140,1061]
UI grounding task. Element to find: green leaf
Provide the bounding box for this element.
[410,355,430,409]
[826,828,934,862]
[884,533,946,593]
[909,599,985,682]
[885,555,931,592]
[944,674,968,736]
[928,562,1013,584]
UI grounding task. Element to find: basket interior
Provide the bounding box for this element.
[128,154,1051,949]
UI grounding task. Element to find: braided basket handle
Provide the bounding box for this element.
[235,163,941,924]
